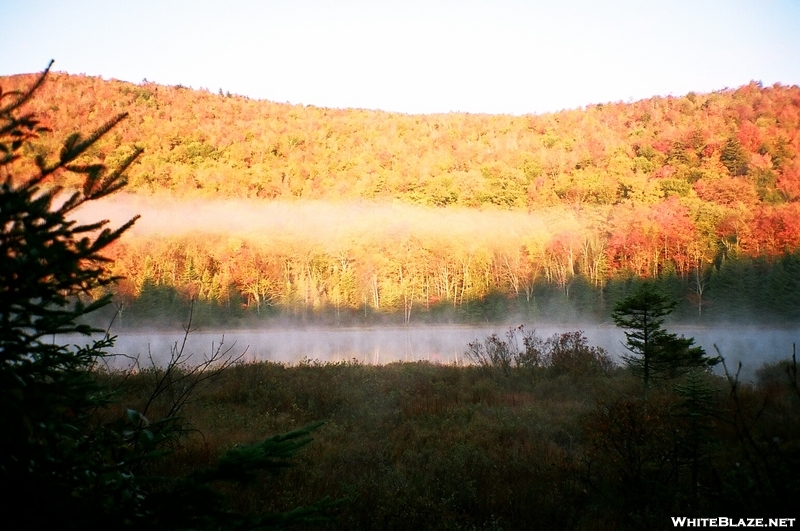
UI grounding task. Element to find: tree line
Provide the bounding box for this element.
[105,221,800,326]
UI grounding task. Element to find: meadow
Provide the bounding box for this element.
[105,328,800,530]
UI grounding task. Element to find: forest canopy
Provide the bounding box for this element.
[3,72,798,324]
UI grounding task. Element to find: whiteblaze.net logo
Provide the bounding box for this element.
[672,518,796,528]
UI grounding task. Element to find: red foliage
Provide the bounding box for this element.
[3,71,800,300]
[694,177,759,207]
[777,162,800,201]
[737,121,763,152]
[751,204,800,255]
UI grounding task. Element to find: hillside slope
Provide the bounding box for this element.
[4,72,799,209]
[4,72,800,322]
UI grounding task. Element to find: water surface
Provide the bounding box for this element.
[103,323,800,380]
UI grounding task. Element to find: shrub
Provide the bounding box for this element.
[466,326,614,378]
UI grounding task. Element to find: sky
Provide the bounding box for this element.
[1,0,799,115]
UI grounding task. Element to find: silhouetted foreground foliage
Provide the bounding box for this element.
[466,326,614,378]
[1,60,141,529]
[612,285,718,402]
[0,63,335,530]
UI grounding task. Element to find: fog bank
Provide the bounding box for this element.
[102,323,800,381]
[70,193,567,245]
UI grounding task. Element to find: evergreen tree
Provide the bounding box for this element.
[612,284,717,402]
[1,61,142,527]
[720,137,749,176]
[1,62,335,530]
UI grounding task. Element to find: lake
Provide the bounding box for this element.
[100,322,800,381]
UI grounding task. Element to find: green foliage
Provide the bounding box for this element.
[673,369,720,504]
[751,167,783,203]
[144,422,337,531]
[612,284,718,401]
[720,137,749,176]
[659,177,691,197]
[708,253,800,321]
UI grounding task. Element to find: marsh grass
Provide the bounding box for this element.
[105,359,607,529]
[104,349,799,530]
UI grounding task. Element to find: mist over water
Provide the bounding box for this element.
[102,323,800,381]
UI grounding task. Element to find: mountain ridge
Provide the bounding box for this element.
[3,72,798,209]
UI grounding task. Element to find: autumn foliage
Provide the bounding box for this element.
[3,72,799,322]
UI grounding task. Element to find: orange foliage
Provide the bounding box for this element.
[2,71,799,312]
[0,72,797,211]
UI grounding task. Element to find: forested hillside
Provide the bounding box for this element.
[4,72,800,324]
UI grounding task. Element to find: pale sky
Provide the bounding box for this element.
[1,0,798,115]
